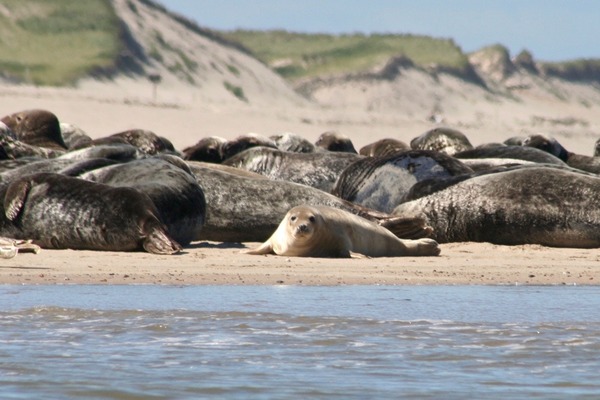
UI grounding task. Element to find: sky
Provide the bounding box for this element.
[157,0,599,62]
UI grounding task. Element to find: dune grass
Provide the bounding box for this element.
[0,0,121,85]
[223,30,471,80]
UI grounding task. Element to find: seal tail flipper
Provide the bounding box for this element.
[378,216,434,239]
[244,241,274,255]
[142,228,182,255]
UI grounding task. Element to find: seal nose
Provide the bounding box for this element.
[297,223,309,233]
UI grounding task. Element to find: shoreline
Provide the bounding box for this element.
[2,242,598,286]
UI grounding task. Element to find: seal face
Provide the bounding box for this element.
[246,205,440,258]
[182,136,228,163]
[523,134,600,174]
[1,109,67,150]
[315,131,357,153]
[1,173,181,254]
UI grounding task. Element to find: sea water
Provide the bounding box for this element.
[1,285,599,399]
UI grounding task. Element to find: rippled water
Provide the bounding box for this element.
[1,285,600,399]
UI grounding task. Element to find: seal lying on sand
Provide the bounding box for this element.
[393,166,600,247]
[1,173,181,254]
[78,156,206,246]
[246,205,440,258]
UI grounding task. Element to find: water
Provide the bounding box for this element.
[1,285,600,399]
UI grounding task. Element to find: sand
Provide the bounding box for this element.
[1,79,599,286]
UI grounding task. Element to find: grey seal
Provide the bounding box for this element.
[410,127,473,155]
[359,138,410,157]
[1,109,67,150]
[332,150,473,213]
[393,166,600,247]
[522,133,600,174]
[315,131,358,153]
[222,146,362,192]
[1,173,181,254]
[182,136,228,163]
[221,133,278,161]
[78,156,206,246]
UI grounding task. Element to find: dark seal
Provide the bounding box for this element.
[1,173,181,254]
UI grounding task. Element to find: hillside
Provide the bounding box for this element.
[0,0,598,157]
[0,0,305,106]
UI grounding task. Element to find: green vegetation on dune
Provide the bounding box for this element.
[223,30,472,80]
[0,0,121,86]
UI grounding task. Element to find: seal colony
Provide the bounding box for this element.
[1,108,600,259]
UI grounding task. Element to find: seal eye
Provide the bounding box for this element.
[309,216,315,223]
[290,216,297,222]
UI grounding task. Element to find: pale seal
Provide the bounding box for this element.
[393,166,600,247]
[246,205,440,258]
[1,173,181,254]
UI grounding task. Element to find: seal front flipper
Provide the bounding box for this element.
[244,241,274,255]
[4,178,32,221]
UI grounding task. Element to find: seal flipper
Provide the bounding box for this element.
[142,228,182,255]
[244,240,274,255]
[4,178,32,221]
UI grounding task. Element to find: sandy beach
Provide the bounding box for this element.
[1,77,600,286]
[1,241,597,286]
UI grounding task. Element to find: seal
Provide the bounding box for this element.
[187,161,433,243]
[359,138,410,157]
[522,133,600,174]
[1,109,67,150]
[454,145,566,166]
[78,155,206,246]
[594,138,600,157]
[182,136,228,163]
[220,133,278,161]
[410,127,473,155]
[92,129,177,156]
[393,165,600,247]
[222,146,362,192]
[270,132,316,153]
[59,122,93,149]
[246,205,440,258]
[1,173,181,254]
[315,131,358,153]
[332,150,473,213]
